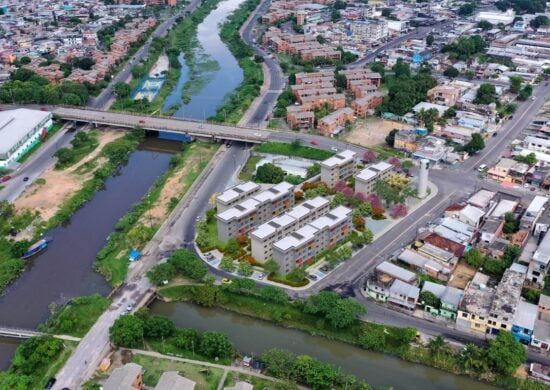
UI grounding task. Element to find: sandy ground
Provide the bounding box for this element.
[14,129,125,222]
[448,260,477,289]
[137,144,217,226]
[344,117,411,147]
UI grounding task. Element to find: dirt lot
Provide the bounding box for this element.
[344,117,411,147]
[14,129,125,222]
[448,260,477,289]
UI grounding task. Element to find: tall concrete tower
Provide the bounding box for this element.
[418,159,430,198]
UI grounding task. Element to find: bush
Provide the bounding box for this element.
[200,331,233,358]
[168,249,208,280]
[109,315,144,348]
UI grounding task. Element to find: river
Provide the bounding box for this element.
[163,0,245,119]
[0,139,174,370]
[150,301,497,390]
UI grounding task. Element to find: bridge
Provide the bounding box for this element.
[51,106,270,143]
[0,326,81,341]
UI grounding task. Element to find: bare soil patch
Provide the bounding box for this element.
[344,117,411,147]
[448,260,477,289]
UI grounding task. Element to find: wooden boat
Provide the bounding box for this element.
[22,238,51,259]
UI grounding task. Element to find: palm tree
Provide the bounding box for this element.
[458,343,488,374]
[428,335,451,360]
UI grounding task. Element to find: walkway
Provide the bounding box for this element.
[0,326,81,342]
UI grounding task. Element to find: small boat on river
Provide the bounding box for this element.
[22,238,51,259]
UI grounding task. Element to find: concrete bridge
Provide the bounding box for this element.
[0,326,81,341]
[51,106,270,143]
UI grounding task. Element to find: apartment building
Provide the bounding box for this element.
[272,206,352,274]
[343,69,382,89]
[286,108,315,129]
[355,161,393,196]
[318,107,355,136]
[527,231,550,286]
[393,129,418,153]
[524,136,550,154]
[320,149,357,188]
[250,196,330,262]
[216,182,261,212]
[216,182,295,241]
[349,19,388,42]
[351,92,384,117]
[427,85,461,107]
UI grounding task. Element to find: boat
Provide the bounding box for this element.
[22,238,51,259]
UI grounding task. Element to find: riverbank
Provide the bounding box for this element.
[94,141,219,287]
[209,0,263,123]
[156,283,546,390]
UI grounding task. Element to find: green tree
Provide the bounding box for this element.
[219,257,236,272]
[306,164,321,178]
[465,248,485,268]
[147,262,176,285]
[374,180,402,206]
[509,76,523,94]
[458,2,476,16]
[113,82,132,98]
[109,315,144,348]
[518,84,532,101]
[426,34,434,47]
[316,34,327,44]
[503,212,519,234]
[487,331,526,376]
[514,152,537,165]
[358,328,386,351]
[363,228,373,244]
[530,15,549,29]
[474,83,497,105]
[428,335,452,360]
[385,129,398,147]
[226,238,240,257]
[168,249,208,280]
[173,328,202,352]
[330,192,345,207]
[262,348,296,380]
[260,285,288,303]
[458,344,488,373]
[286,267,307,283]
[326,298,366,328]
[370,61,385,77]
[264,259,280,275]
[420,291,441,308]
[192,283,218,307]
[443,66,459,78]
[238,261,253,276]
[463,133,485,154]
[255,163,285,184]
[416,108,439,132]
[200,331,233,358]
[477,20,493,31]
[143,315,175,339]
[392,58,410,78]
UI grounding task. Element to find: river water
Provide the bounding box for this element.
[150,301,497,390]
[0,140,173,370]
[163,0,245,119]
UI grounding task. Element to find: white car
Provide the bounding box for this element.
[254,132,262,136]
[330,146,339,152]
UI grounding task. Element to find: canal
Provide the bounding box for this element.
[0,139,174,370]
[150,301,497,390]
[163,0,245,119]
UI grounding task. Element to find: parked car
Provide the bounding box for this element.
[45,378,56,389]
[1,175,11,182]
[221,278,232,285]
[258,273,265,280]
[330,146,338,152]
[139,119,145,124]
[23,177,29,182]
[310,140,319,145]
[308,274,318,281]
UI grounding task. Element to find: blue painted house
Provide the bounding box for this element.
[512,300,538,344]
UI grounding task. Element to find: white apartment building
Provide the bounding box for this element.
[216,182,295,242]
[216,181,261,212]
[320,150,357,188]
[475,9,516,25]
[250,196,330,263]
[528,232,550,286]
[523,136,550,155]
[349,19,388,42]
[272,206,352,274]
[354,161,393,196]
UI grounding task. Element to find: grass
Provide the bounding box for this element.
[17,121,64,164]
[254,142,333,160]
[35,341,78,389]
[238,156,261,181]
[145,337,232,366]
[54,130,100,170]
[224,371,296,390]
[94,142,218,287]
[38,294,111,337]
[131,353,224,389]
[196,217,226,252]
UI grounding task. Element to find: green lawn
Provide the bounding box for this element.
[38,294,111,337]
[238,156,261,181]
[254,142,333,160]
[132,353,224,389]
[224,371,296,390]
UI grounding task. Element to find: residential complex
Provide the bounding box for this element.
[216,182,295,242]
[272,205,352,274]
[216,182,261,212]
[320,149,357,188]
[355,161,393,196]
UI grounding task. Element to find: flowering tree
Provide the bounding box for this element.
[334,180,347,192]
[366,193,382,210]
[353,216,366,230]
[388,156,402,170]
[391,203,408,218]
[342,187,354,197]
[362,150,377,163]
[355,192,366,203]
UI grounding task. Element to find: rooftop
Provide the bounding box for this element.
[154,372,196,390]
[0,108,52,156]
[468,189,496,209]
[321,149,356,168]
[422,281,463,308]
[217,182,260,204]
[460,278,496,316]
[273,224,318,251]
[491,199,518,218]
[514,300,538,331]
[375,261,417,284]
[253,182,294,203]
[103,363,142,390]
[308,206,351,230]
[217,198,260,222]
[490,266,527,319]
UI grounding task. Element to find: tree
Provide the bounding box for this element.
[72,57,95,70]
[200,331,233,358]
[109,315,144,348]
[286,267,307,283]
[458,2,476,16]
[306,164,320,178]
[173,328,202,352]
[19,56,31,65]
[325,298,366,329]
[219,257,236,272]
[330,192,345,208]
[426,34,434,47]
[127,225,153,248]
[331,9,341,22]
[144,315,175,339]
[168,250,208,280]
[264,259,280,275]
[147,262,176,285]
[381,8,392,18]
[392,59,410,78]
[226,238,239,258]
[443,66,459,78]
[442,35,486,61]
[370,61,385,77]
[359,328,386,351]
[262,348,297,380]
[316,35,327,44]
[420,291,441,308]
[428,335,452,360]
[509,76,523,94]
[260,286,288,303]
[113,82,132,98]
[530,15,549,29]
[374,180,402,206]
[474,83,497,105]
[353,215,365,229]
[290,138,302,149]
[514,152,537,165]
[487,331,526,376]
[463,133,485,154]
[416,108,439,132]
[238,261,253,276]
[363,228,373,244]
[444,106,457,118]
[385,129,398,147]
[503,212,519,234]
[192,283,218,307]
[458,344,488,374]
[477,20,493,31]
[465,248,485,268]
[255,163,285,184]
[518,84,532,101]
[362,150,377,163]
[390,203,408,218]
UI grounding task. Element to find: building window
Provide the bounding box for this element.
[461,312,468,318]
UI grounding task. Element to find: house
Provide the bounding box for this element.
[527,231,550,287]
[388,279,420,310]
[216,182,261,212]
[532,295,550,351]
[421,282,463,320]
[421,232,466,258]
[317,107,355,136]
[365,261,417,302]
[512,300,538,344]
[104,363,143,390]
[154,372,196,390]
[467,189,496,210]
[427,85,461,106]
[479,217,505,245]
[287,107,315,129]
[445,204,485,228]
[431,217,476,246]
[490,199,518,219]
[456,272,496,334]
[394,129,418,153]
[352,92,385,117]
[412,136,449,162]
[397,246,457,282]
[521,196,548,231]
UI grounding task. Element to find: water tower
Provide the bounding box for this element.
[418,159,430,198]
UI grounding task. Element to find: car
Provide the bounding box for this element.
[477,164,487,172]
[221,278,232,285]
[126,303,134,311]
[139,119,145,124]
[509,115,514,119]
[310,140,319,145]
[531,187,537,192]
[523,183,530,188]
[45,377,56,389]
[23,177,29,182]
[258,273,265,280]
[307,274,318,281]
[40,107,48,112]
[254,133,262,136]
[330,146,338,152]
[1,175,11,182]
[492,132,498,137]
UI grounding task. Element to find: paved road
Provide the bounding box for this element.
[89,0,203,109]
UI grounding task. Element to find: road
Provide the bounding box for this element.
[89,0,203,109]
